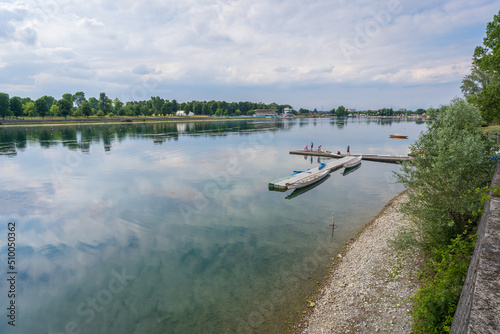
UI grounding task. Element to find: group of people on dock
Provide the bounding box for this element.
[304,142,351,155]
[304,142,322,152]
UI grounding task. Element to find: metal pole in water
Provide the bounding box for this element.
[331,214,335,238]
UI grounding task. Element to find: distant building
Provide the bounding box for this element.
[176,110,186,116]
[398,108,407,112]
[347,108,356,112]
[283,107,292,114]
[254,109,278,117]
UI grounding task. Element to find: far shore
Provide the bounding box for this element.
[0,116,243,127]
[0,114,425,128]
[293,192,421,333]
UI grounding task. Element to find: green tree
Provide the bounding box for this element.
[81,101,92,117]
[150,96,164,114]
[426,107,438,120]
[57,99,72,119]
[9,96,23,119]
[394,98,497,253]
[113,98,123,115]
[42,95,56,109]
[50,105,60,117]
[88,97,99,110]
[62,93,73,103]
[0,93,10,119]
[23,101,37,118]
[161,101,173,115]
[98,93,112,114]
[73,92,86,108]
[336,105,347,117]
[462,11,500,123]
[35,98,49,118]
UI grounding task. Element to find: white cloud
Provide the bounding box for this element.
[0,0,498,108]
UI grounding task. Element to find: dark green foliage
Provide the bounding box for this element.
[411,232,477,333]
[62,93,73,103]
[80,101,93,117]
[42,95,56,109]
[35,98,49,118]
[73,92,86,108]
[394,98,498,332]
[462,11,500,123]
[57,99,72,119]
[88,97,99,110]
[335,105,347,117]
[9,96,23,119]
[0,92,10,119]
[394,98,497,253]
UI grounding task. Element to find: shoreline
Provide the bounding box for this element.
[0,116,273,127]
[293,192,421,333]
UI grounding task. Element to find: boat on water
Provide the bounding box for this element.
[285,168,330,190]
[390,134,408,139]
[344,156,362,169]
[285,174,331,200]
[342,163,361,176]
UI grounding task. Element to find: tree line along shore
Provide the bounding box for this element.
[0,91,438,121]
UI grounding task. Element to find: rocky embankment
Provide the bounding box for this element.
[297,193,421,334]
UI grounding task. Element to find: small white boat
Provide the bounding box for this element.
[343,156,362,169]
[286,169,330,190]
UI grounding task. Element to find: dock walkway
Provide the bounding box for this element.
[268,156,353,191]
[289,150,412,163]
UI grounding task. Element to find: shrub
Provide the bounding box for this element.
[96,110,105,117]
[410,231,477,333]
[394,98,497,253]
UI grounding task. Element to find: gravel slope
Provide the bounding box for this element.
[296,193,421,334]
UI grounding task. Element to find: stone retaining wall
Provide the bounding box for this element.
[450,162,500,333]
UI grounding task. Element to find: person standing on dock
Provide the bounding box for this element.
[311,142,314,151]
[347,146,350,155]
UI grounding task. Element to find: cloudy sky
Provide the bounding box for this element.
[0,0,498,110]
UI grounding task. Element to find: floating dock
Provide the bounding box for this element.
[289,150,412,163]
[268,156,353,191]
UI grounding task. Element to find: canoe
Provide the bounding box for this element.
[390,134,408,139]
[342,163,361,176]
[285,174,331,200]
[286,169,330,190]
[344,156,362,169]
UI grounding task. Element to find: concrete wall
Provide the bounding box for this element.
[450,162,500,333]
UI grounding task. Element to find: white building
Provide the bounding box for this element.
[175,110,186,116]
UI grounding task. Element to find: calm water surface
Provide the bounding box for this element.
[0,118,425,333]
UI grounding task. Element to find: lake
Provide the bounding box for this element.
[0,117,425,333]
